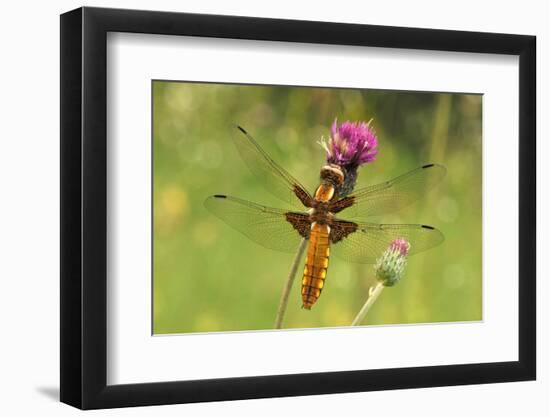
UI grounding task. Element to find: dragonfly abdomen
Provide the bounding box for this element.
[302,222,331,309]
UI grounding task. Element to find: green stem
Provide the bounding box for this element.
[351,282,385,326]
[274,238,307,329]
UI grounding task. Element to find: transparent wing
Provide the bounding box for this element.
[204,194,309,253]
[231,125,313,209]
[340,164,446,219]
[331,221,444,264]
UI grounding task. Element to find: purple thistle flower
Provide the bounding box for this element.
[374,238,411,287]
[320,119,378,167]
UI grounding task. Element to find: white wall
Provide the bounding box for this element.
[0,0,545,415]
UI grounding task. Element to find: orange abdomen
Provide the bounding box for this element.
[302,222,331,309]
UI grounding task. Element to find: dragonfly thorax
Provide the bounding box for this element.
[316,164,344,203]
[314,183,335,202]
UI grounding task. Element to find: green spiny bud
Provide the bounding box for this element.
[374,238,411,287]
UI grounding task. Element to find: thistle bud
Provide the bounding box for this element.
[374,238,411,287]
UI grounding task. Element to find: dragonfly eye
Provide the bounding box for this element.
[320,164,345,186]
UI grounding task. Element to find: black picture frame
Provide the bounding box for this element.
[60,6,536,410]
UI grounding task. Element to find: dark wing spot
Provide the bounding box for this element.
[422,224,435,230]
[328,196,355,213]
[293,186,314,208]
[213,194,227,199]
[330,220,359,243]
[422,163,435,169]
[285,213,311,239]
[236,125,247,135]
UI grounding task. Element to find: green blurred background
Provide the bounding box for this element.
[152,81,482,334]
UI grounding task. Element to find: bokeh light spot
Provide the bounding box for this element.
[155,185,189,235]
[437,196,460,223]
[322,301,351,325]
[444,264,466,289]
[194,313,220,332]
[165,84,194,112]
[192,140,223,169]
[192,220,219,247]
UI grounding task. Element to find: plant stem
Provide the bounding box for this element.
[351,282,385,326]
[274,238,307,329]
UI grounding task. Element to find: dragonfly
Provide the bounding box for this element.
[205,125,446,310]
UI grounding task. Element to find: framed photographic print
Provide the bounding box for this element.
[60,6,536,409]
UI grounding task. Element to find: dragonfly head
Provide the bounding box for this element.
[320,164,345,187]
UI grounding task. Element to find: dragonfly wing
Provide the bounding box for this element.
[330,220,444,264]
[231,126,314,209]
[204,194,310,253]
[338,164,446,219]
